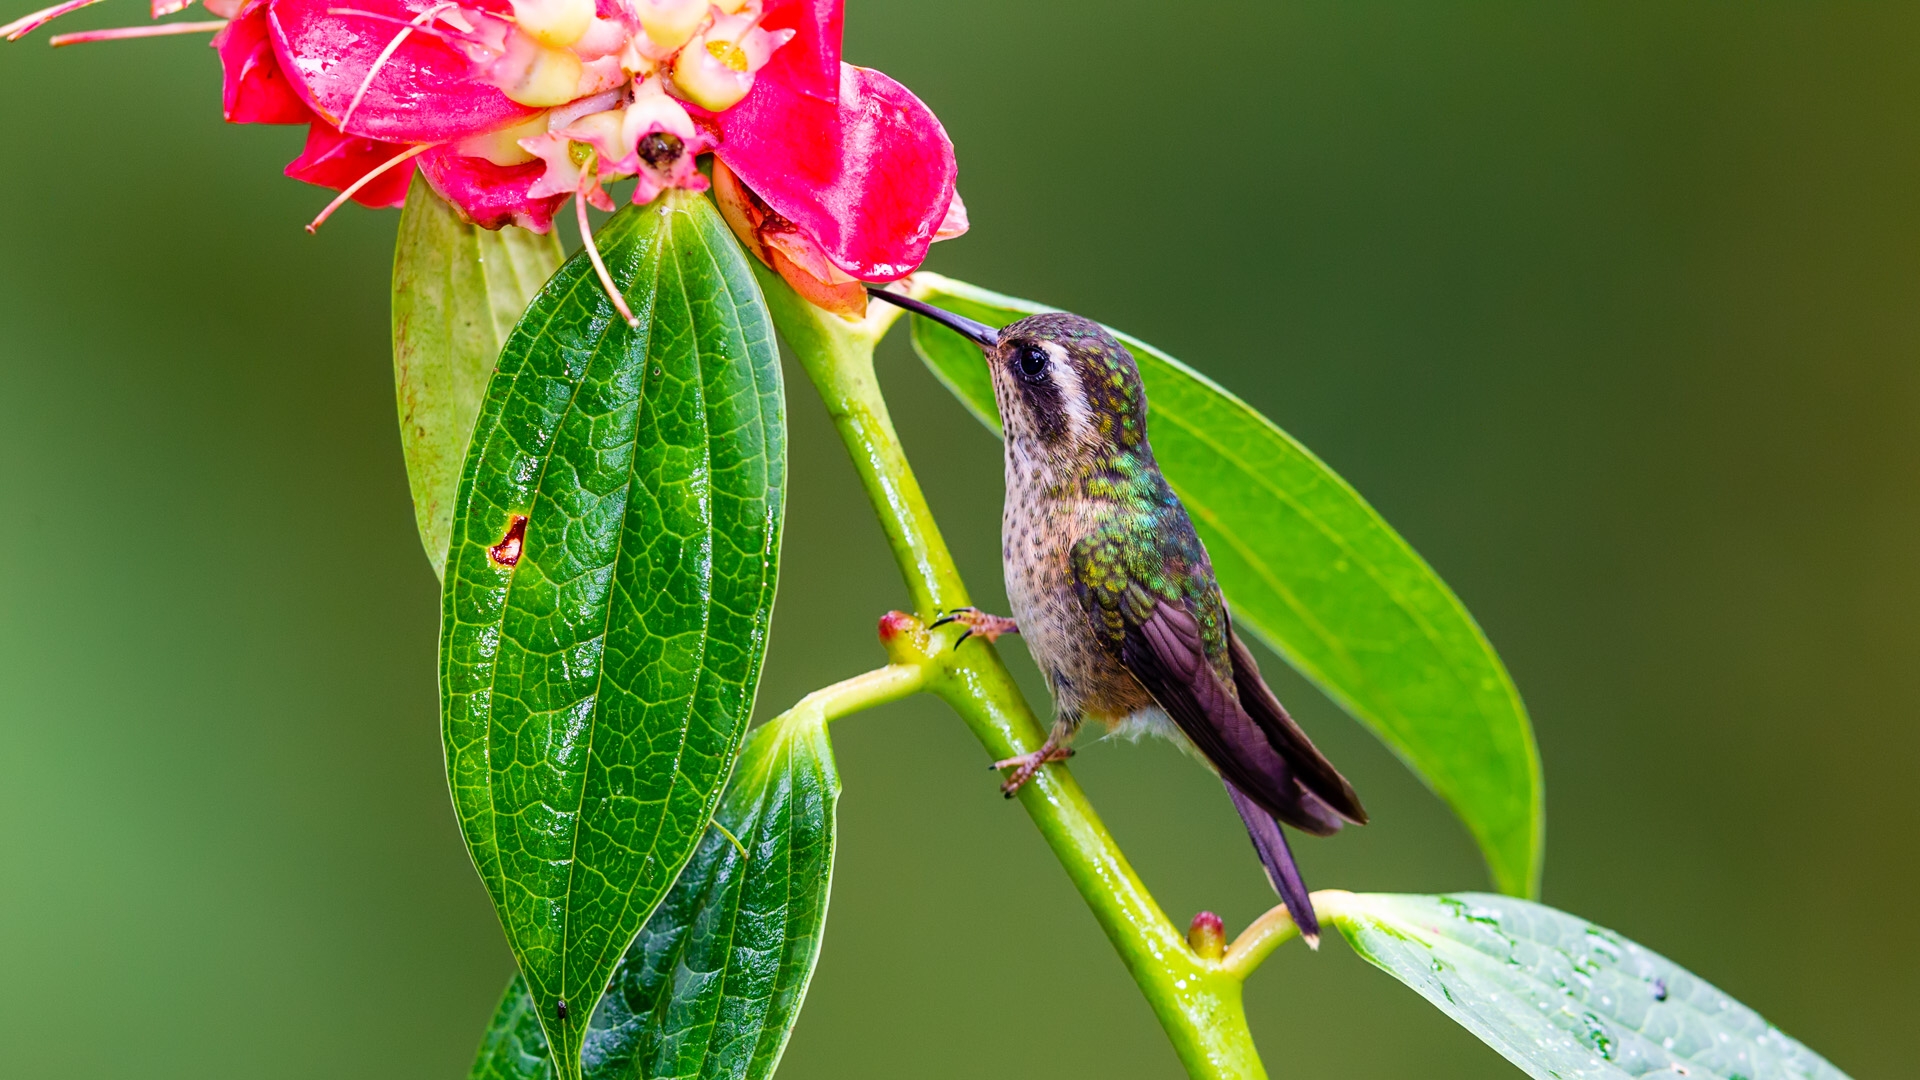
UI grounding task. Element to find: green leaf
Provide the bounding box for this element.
[1321,891,1851,1080]
[442,191,785,1080]
[468,713,841,1080]
[471,975,555,1080]
[905,273,1544,897]
[391,175,563,580]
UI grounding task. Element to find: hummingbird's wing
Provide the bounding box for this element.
[1113,598,1347,836]
[1227,632,1368,825]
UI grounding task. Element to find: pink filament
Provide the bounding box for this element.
[304,141,434,233]
[323,7,472,47]
[335,1,456,132]
[576,190,639,329]
[48,17,222,44]
[2,0,105,40]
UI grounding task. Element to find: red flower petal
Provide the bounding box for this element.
[266,0,534,142]
[214,0,309,124]
[418,146,565,232]
[712,62,955,282]
[756,0,839,109]
[284,120,417,207]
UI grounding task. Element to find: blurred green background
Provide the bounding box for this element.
[2,1,1914,1076]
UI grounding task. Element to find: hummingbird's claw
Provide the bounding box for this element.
[932,607,1019,649]
[991,743,1074,796]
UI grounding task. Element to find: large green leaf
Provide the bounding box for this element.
[442,191,785,1080]
[1320,891,1851,1080]
[905,273,1543,897]
[392,175,563,580]
[469,711,841,1080]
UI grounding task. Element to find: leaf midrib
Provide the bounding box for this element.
[465,242,602,919]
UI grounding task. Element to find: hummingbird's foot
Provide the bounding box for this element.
[931,607,1020,648]
[991,741,1074,797]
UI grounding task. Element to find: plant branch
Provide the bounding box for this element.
[776,663,926,730]
[1222,902,1301,981]
[758,268,1271,1080]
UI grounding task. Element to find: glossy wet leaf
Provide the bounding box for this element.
[469,712,840,1080]
[442,191,784,1080]
[392,175,563,580]
[1320,891,1851,1080]
[906,273,1543,897]
[472,974,554,1080]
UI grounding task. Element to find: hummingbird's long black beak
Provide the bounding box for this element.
[867,288,1000,348]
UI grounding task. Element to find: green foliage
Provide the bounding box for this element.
[906,273,1544,898]
[391,176,563,579]
[469,712,841,1080]
[1322,892,1851,1080]
[440,192,785,1080]
[471,975,553,1080]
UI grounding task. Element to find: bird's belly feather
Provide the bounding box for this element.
[1002,484,1154,728]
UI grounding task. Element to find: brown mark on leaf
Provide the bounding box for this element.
[489,515,528,568]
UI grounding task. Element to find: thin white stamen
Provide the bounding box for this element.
[2,0,105,40]
[304,141,434,233]
[577,190,639,328]
[323,8,472,46]
[49,17,222,44]
[336,1,456,132]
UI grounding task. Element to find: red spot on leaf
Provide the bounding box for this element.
[489,515,528,568]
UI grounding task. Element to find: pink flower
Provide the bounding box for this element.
[4,0,966,312]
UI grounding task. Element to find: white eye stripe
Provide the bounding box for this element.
[1042,341,1095,439]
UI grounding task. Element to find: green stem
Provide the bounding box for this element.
[759,267,1269,1080]
[761,282,966,619]
[1222,902,1301,982]
[774,664,927,729]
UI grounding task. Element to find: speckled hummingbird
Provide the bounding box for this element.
[871,289,1368,943]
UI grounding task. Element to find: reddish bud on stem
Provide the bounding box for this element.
[1188,911,1226,960]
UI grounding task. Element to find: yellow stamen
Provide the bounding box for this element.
[705,38,747,72]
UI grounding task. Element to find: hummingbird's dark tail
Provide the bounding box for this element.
[1226,782,1321,948]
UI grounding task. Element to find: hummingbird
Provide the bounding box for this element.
[870,288,1367,944]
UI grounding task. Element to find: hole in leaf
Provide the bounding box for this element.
[489,515,528,568]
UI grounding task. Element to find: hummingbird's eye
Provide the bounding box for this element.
[1015,344,1050,381]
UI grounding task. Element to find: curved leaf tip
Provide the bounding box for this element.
[469,712,841,1080]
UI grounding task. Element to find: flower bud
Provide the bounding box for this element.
[576,54,630,98]
[632,0,707,52]
[510,0,594,49]
[1188,911,1226,961]
[493,30,585,107]
[453,111,551,167]
[669,9,791,111]
[620,75,698,148]
[564,108,633,170]
[571,16,629,60]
